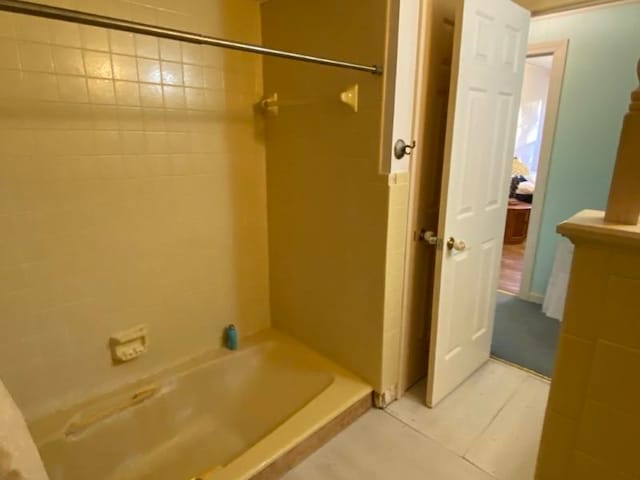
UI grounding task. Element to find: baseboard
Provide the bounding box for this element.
[251,393,372,479]
[498,290,545,304]
[525,292,545,304]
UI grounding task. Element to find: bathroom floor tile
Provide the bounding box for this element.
[282,409,494,480]
[286,361,550,480]
[386,360,528,455]
[464,376,550,480]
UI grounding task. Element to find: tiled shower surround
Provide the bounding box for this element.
[0,0,270,419]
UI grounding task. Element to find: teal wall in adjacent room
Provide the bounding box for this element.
[528,2,640,296]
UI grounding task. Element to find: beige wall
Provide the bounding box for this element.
[261,0,392,391]
[0,0,271,420]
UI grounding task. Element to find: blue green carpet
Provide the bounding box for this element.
[491,292,560,378]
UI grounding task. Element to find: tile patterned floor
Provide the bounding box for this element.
[284,360,549,480]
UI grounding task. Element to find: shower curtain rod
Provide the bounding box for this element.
[0,0,384,75]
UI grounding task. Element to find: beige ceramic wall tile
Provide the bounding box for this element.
[464,376,550,480]
[0,0,271,420]
[283,410,495,480]
[600,275,640,349]
[545,333,594,418]
[535,409,579,479]
[380,174,411,392]
[387,360,527,455]
[381,329,401,389]
[587,340,640,415]
[560,245,608,341]
[568,451,636,480]
[536,211,640,480]
[575,400,640,477]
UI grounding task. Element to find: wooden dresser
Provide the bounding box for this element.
[504,199,532,244]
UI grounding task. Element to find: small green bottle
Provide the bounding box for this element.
[225,324,238,350]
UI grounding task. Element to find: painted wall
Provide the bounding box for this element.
[0,0,271,420]
[528,2,640,296]
[261,0,392,391]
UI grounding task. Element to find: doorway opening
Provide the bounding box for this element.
[499,54,553,296]
[491,41,569,379]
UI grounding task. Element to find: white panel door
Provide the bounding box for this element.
[426,0,530,407]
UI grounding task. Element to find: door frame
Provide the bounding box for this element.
[518,39,569,303]
[396,0,446,395]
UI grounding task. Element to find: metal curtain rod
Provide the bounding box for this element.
[0,0,383,75]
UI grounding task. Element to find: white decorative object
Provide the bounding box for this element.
[543,237,574,321]
[0,380,50,479]
[109,325,148,363]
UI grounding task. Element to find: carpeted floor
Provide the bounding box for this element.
[491,292,560,378]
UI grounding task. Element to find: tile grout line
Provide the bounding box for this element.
[463,375,550,480]
[460,374,528,462]
[382,409,456,453]
[385,362,541,479]
[381,409,498,478]
[461,455,499,478]
[457,376,530,480]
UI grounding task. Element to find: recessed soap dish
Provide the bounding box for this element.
[110,325,148,364]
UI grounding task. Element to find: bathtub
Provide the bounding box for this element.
[28,330,371,480]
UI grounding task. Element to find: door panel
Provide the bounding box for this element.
[426,0,530,406]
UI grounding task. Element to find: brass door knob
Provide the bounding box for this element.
[446,237,466,251]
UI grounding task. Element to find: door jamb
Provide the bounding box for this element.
[518,39,569,303]
[396,0,433,396]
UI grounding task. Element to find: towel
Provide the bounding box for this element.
[543,237,574,321]
[0,381,49,480]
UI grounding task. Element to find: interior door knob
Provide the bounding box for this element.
[446,237,466,251]
[417,229,438,246]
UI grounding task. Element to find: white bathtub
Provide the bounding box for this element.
[29,330,370,480]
